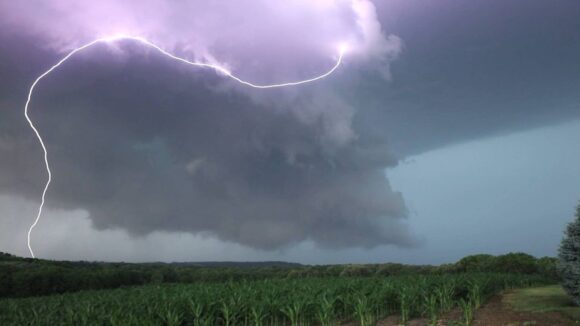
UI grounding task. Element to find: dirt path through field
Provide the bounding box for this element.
[450,294,575,325]
[368,291,577,325]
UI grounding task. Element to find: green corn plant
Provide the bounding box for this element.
[198,314,216,326]
[435,282,455,313]
[27,306,43,323]
[399,287,417,324]
[333,295,348,320]
[250,305,268,326]
[468,283,482,309]
[314,294,336,326]
[75,306,94,325]
[220,301,240,326]
[189,300,205,326]
[63,306,77,325]
[158,308,183,326]
[109,313,128,326]
[422,293,438,326]
[458,298,474,326]
[281,300,305,326]
[353,295,374,326]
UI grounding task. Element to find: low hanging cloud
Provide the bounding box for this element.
[0,0,415,251]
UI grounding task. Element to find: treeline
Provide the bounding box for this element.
[284,253,558,280]
[0,251,558,299]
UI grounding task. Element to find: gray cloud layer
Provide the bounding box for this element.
[0,1,414,250]
[1,0,579,257]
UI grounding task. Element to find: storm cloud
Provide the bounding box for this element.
[0,0,401,83]
[0,0,413,250]
[1,0,579,261]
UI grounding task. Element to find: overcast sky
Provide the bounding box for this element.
[0,0,579,264]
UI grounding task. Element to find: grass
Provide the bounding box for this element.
[504,285,580,321]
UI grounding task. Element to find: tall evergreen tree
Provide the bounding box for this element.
[558,204,580,305]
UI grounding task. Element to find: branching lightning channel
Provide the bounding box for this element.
[24,35,346,258]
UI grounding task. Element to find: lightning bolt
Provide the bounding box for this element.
[24,35,346,258]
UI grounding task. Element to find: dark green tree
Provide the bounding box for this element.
[558,204,580,305]
[490,253,538,274]
[456,254,495,272]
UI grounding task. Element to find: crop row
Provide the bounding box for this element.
[0,273,548,325]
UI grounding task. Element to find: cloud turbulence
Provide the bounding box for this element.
[0,0,415,250]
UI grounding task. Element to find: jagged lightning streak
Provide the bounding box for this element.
[24,35,347,258]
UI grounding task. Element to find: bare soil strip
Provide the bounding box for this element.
[368,291,577,325]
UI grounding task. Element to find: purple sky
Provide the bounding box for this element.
[0,0,579,263]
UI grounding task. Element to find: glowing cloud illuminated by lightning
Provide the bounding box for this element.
[24,35,346,258]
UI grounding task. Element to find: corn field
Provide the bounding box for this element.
[0,273,548,325]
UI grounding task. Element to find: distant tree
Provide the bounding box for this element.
[490,253,538,274]
[456,254,495,272]
[150,270,165,284]
[339,265,373,277]
[535,257,559,281]
[558,204,580,305]
[376,263,405,276]
[0,267,14,296]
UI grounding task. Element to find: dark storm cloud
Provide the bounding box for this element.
[2,0,580,253]
[369,0,580,156]
[0,31,413,249]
